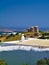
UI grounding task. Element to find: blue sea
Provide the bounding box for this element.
[0,50,49,65]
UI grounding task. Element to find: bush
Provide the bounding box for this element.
[0,59,7,65]
[37,59,46,65]
[36,58,49,65]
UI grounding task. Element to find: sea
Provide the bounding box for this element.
[0,27,49,65]
[0,50,49,65]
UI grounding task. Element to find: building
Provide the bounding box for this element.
[34,26,39,36]
[27,26,34,32]
[27,26,39,36]
[30,26,34,32]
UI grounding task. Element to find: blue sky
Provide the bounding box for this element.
[0,0,49,28]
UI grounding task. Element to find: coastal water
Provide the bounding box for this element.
[0,50,49,65]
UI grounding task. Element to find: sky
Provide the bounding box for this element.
[0,0,49,28]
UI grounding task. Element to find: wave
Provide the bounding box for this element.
[0,45,49,52]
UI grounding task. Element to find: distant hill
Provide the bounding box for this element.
[0,27,14,32]
[0,26,27,32]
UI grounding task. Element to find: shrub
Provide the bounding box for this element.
[0,59,7,65]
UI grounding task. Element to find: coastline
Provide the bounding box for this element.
[0,38,49,52]
[1,38,49,47]
[0,45,49,52]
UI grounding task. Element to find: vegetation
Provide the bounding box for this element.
[37,59,46,65]
[0,58,49,65]
[0,33,22,42]
[36,58,49,65]
[0,32,34,42]
[39,30,45,34]
[5,33,22,41]
[0,31,49,42]
[0,59,7,65]
[38,32,49,39]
